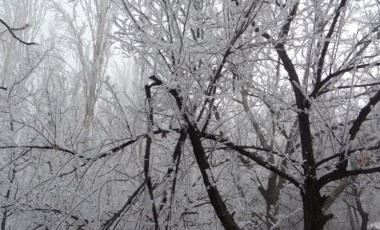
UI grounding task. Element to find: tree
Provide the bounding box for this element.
[114,0,380,229]
[51,0,115,149]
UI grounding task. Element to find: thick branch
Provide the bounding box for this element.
[187,126,241,230]
[349,89,380,140]
[275,42,315,171]
[279,1,299,38]
[315,0,347,87]
[333,89,380,170]
[149,75,240,229]
[318,166,380,189]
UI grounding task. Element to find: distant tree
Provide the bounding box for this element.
[51,0,115,149]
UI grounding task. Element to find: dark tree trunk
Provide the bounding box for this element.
[302,178,333,230]
[187,126,240,230]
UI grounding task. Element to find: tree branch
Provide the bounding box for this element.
[279,1,299,38]
[311,62,380,97]
[0,145,77,156]
[315,0,347,87]
[101,181,146,230]
[149,75,241,229]
[187,126,241,230]
[201,133,301,188]
[314,144,380,169]
[318,81,380,96]
[318,166,380,189]
[0,18,36,45]
[144,82,160,230]
[334,89,380,170]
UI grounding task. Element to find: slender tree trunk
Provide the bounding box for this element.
[263,174,285,230]
[356,198,369,230]
[353,187,369,230]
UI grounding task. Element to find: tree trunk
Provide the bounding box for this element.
[259,173,285,230]
[187,126,240,230]
[302,179,333,230]
[354,188,369,230]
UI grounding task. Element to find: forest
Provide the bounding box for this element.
[1,0,380,229]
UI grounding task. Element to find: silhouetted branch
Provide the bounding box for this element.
[0,18,36,45]
[318,166,380,189]
[0,145,77,156]
[311,62,380,98]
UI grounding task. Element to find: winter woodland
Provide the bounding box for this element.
[1,0,380,229]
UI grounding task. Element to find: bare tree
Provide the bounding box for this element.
[51,0,114,149]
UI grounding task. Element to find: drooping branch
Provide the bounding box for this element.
[0,18,36,45]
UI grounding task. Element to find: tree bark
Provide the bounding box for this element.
[187,125,240,230]
[302,178,333,230]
